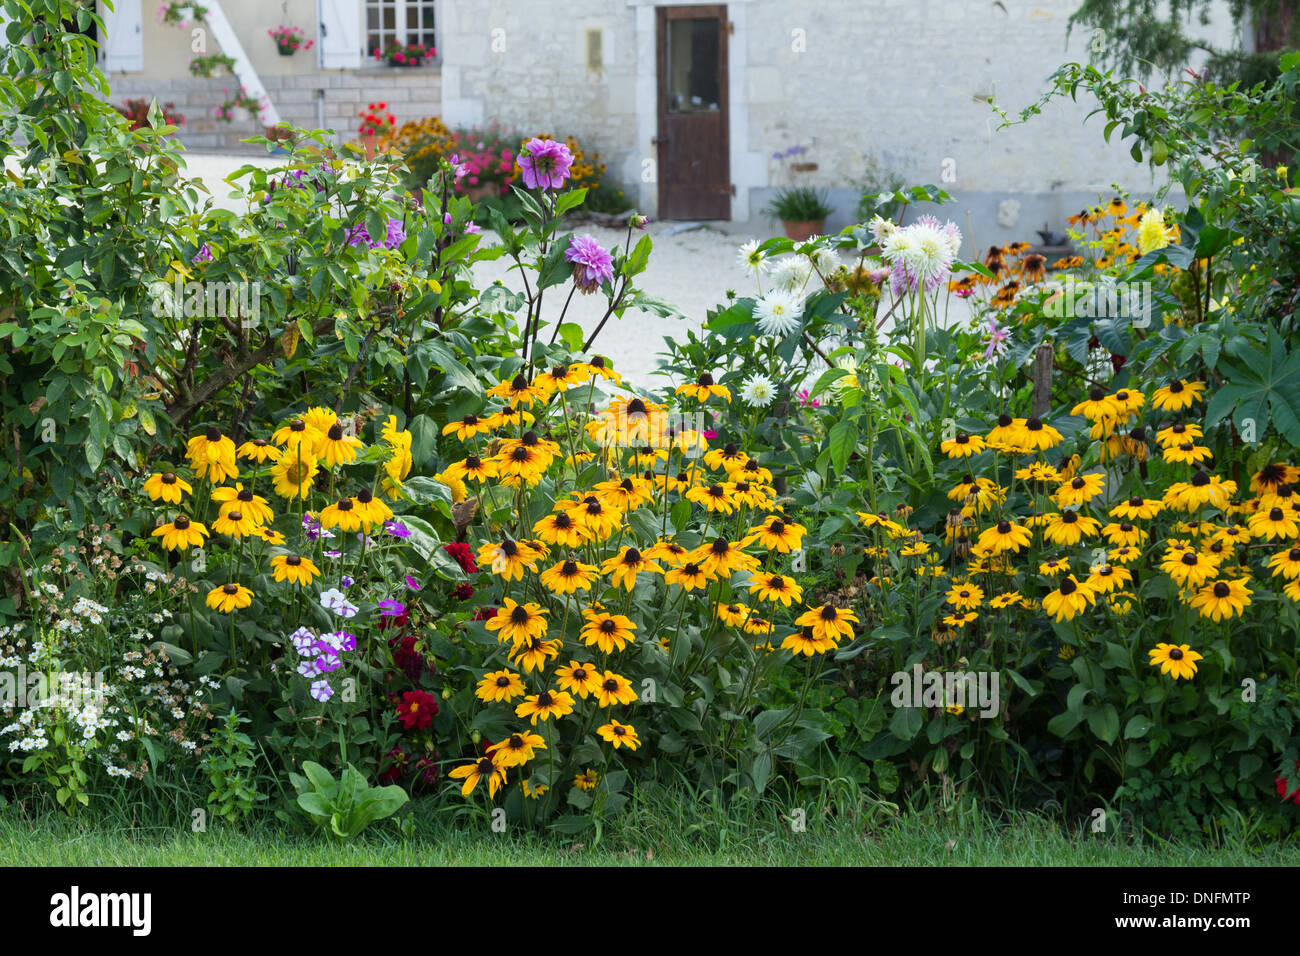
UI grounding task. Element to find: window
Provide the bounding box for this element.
[365,0,436,57]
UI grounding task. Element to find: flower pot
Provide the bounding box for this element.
[463,182,500,202]
[231,106,252,123]
[277,44,297,56]
[360,134,382,160]
[782,218,825,242]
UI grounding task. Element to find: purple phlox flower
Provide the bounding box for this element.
[310,679,334,702]
[288,626,317,656]
[565,235,614,294]
[518,137,573,190]
[405,574,422,591]
[319,588,359,619]
[191,243,213,264]
[302,513,333,540]
[378,599,406,616]
[982,319,1010,360]
[383,520,410,539]
[346,216,406,250]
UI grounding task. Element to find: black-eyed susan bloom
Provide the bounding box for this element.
[691,536,759,577]
[514,688,575,724]
[1266,545,1300,580]
[1147,643,1203,680]
[1041,575,1096,622]
[271,416,317,450]
[748,573,803,607]
[319,497,364,533]
[794,604,858,642]
[716,602,751,627]
[270,554,321,586]
[151,514,209,551]
[555,660,602,699]
[477,538,545,580]
[352,488,394,528]
[598,719,641,750]
[442,413,493,442]
[746,515,807,553]
[211,507,260,538]
[977,519,1032,555]
[1164,471,1236,512]
[1043,510,1101,547]
[1085,563,1132,594]
[1109,496,1163,521]
[1055,472,1106,508]
[573,768,600,790]
[1248,506,1300,542]
[1163,441,1213,466]
[449,755,507,798]
[940,432,986,459]
[568,495,622,541]
[485,598,549,647]
[664,560,713,592]
[594,670,637,707]
[533,362,585,397]
[580,608,637,653]
[602,546,662,591]
[781,625,837,657]
[206,582,253,613]
[487,372,540,407]
[1102,521,1147,548]
[945,582,984,611]
[236,438,281,463]
[510,636,561,674]
[185,427,238,483]
[143,471,192,504]
[1250,462,1300,495]
[1018,416,1063,452]
[212,484,275,525]
[487,731,546,769]
[446,453,498,484]
[315,423,363,468]
[1151,379,1205,412]
[476,669,526,703]
[1188,576,1252,622]
[1070,387,1121,422]
[533,509,589,549]
[646,538,688,567]
[540,558,599,595]
[687,482,737,514]
[676,372,731,403]
[270,449,319,500]
[1160,543,1221,589]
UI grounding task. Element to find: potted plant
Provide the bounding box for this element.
[156,1,207,27]
[765,186,834,241]
[115,98,186,132]
[216,87,264,124]
[269,25,314,56]
[357,102,396,160]
[188,52,235,78]
[372,40,434,67]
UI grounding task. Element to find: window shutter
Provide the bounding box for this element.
[101,0,144,72]
[318,0,362,69]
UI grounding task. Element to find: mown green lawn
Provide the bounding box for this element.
[2,801,1295,866]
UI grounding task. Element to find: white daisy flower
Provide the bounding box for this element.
[736,239,766,274]
[753,289,803,338]
[740,374,777,408]
[767,256,813,292]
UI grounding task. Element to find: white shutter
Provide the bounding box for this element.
[319,0,362,69]
[101,0,144,72]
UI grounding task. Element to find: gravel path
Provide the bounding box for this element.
[179,153,974,388]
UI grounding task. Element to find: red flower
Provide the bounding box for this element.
[1277,762,1300,804]
[395,689,438,730]
[379,745,407,784]
[443,541,478,574]
[472,605,498,622]
[415,754,440,787]
[453,583,475,601]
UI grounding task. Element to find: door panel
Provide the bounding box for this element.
[656,5,730,220]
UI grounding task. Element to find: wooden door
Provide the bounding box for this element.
[656,5,730,220]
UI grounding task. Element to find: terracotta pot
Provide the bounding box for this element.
[463,182,500,202]
[360,134,382,161]
[782,218,826,242]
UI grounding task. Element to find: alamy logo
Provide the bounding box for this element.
[1043,277,1152,327]
[890,664,1001,718]
[148,276,262,325]
[49,886,151,936]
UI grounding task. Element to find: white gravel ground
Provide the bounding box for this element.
[177,153,974,387]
